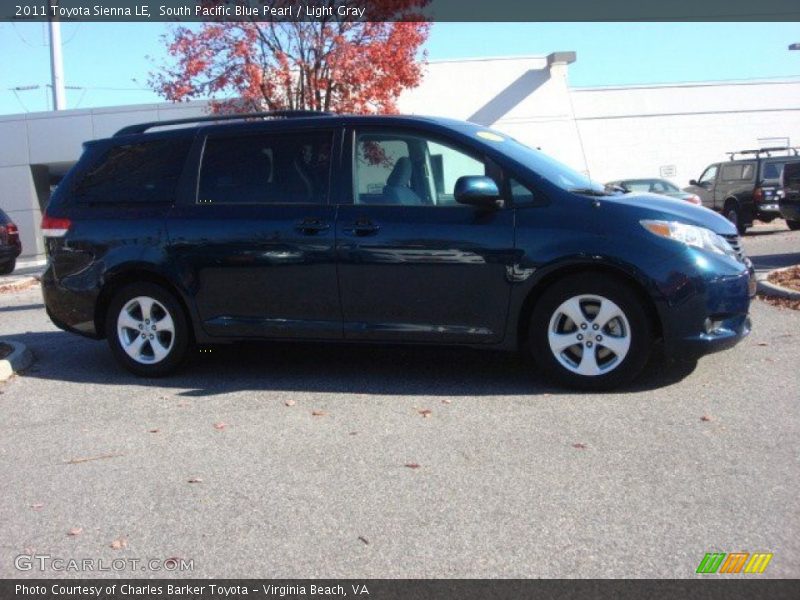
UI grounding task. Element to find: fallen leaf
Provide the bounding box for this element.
[67,527,83,537]
[148,428,160,434]
[757,342,769,346]
[358,536,370,545]
[30,503,44,510]
[187,477,203,484]
[701,415,713,422]
[284,399,296,407]
[404,463,421,469]
[441,399,452,404]
[349,431,358,436]
[110,537,128,550]
[213,422,226,430]
[418,409,432,418]
[572,443,588,450]
[311,410,327,417]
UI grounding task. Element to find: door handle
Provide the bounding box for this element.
[345,219,380,236]
[295,218,330,235]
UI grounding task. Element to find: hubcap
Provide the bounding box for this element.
[547,294,631,377]
[117,296,175,364]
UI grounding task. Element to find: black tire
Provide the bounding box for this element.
[528,274,653,391]
[724,201,747,235]
[105,282,190,377]
[787,220,800,231]
[0,259,15,275]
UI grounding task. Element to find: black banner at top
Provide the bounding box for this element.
[3,0,800,22]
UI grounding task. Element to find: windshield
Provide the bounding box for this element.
[500,136,606,194]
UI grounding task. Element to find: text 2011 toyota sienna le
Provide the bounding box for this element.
[40,112,755,390]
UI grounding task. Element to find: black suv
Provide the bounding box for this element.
[0,208,22,275]
[42,112,753,390]
[685,147,800,234]
[780,161,800,230]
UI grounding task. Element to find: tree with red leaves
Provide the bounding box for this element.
[150,1,430,114]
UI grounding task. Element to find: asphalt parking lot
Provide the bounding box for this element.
[0,223,798,579]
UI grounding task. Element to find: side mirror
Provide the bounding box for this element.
[454,176,501,208]
[689,179,698,186]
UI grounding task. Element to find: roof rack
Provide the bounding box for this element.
[113,110,334,137]
[726,146,800,160]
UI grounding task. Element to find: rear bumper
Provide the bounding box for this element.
[0,243,21,261]
[41,264,101,338]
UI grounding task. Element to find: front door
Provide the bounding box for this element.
[691,164,718,209]
[335,127,516,344]
[166,126,341,339]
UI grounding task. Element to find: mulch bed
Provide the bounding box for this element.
[761,264,800,310]
[767,265,800,292]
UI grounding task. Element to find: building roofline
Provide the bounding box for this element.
[571,76,800,93]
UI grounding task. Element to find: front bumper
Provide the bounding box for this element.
[659,258,752,360]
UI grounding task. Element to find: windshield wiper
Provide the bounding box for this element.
[568,187,611,197]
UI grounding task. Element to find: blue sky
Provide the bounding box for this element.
[1,22,799,115]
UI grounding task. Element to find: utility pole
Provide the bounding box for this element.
[48,0,66,110]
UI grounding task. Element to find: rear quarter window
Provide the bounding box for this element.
[720,163,755,182]
[74,138,192,204]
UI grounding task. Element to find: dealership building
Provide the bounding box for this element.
[2,52,799,262]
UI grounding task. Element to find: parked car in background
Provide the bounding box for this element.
[780,161,800,230]
[685,147,800,234]
[605,178,701,205]
[41,112,753,390]
[0,208,22,275]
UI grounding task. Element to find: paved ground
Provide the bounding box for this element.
[0,225,798,579]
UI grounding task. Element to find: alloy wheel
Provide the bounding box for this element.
[547,294,631,376]
[116,296,176,364]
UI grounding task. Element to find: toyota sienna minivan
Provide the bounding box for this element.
[41,112,754,390]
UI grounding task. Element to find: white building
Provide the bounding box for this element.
[2,52,799,262]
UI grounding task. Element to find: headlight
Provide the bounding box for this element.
[640,220,736,258]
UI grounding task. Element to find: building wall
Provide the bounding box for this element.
[2,54,799,261]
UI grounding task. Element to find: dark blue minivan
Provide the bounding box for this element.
[41,112,754,389]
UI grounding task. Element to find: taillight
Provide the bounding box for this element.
[41,214,71,238]
[753,187,763,202]
[6,223,19,240]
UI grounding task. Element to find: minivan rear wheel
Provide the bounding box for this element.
[529,274,652,390]
[105,282,190,377]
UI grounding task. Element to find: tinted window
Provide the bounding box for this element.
[720,163,755,181]
[199,131,332,205]
[354,132,490,206]
[75,138,191,203]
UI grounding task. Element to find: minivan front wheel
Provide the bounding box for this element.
[529,275,652,390]
[105,282,190,376]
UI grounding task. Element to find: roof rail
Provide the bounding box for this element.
[726,146,800,160]
[113,110,334,137]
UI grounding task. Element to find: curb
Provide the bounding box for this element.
[756,265,800,300]
[0,341,34,381]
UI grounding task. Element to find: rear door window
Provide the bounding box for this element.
[75,138,191,203]
[198,131,333,205]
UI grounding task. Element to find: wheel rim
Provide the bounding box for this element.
[547,294,631,377]
[117,296,175,364]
